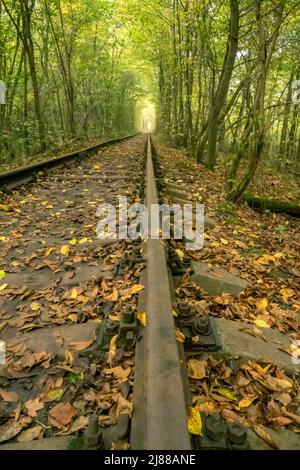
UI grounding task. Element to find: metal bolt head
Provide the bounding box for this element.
[228,422,247,445]
[194,316,211,335]
[104,320,119,336]
[84,415,102,449]
[183,256,191,267]
[205,414,226,441]
[178,302,193,319]
[123,307,134,324]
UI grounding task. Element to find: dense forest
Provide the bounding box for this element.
[0,0,299,204]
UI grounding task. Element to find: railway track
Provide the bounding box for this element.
[1,133,294,451]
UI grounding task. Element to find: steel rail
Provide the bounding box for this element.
[0,133,137,190]
[131,135,191,450]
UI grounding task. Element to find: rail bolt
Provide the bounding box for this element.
[177,301,193,319]
[104,320,119,336]
[84,415,105,450]
[228,422,247,445]
[194,316,211,336]
[122,306,134,324]
[205,414,226,441]
[183,256,191,268]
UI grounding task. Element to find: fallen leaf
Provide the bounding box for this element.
[25,398,44,417]
[187,359,206,380]
[49,402,75,427]
[0,388,19,402]
[30,302,41,312]
[60,245,70,256]
[175,329,185,343]
[256,298,268,312]
[280,288,295,303]
[105,287,119,302]
[0,270,6,280]
[270,417,292,427]
[69,339,94,352]
[216,388,238,402]
[137,311,147,327]
[130,284,145,295]
[46,388,64,402]
[0,420,23,443]
[108,335,117,366]
[252,424,279,449]
[239,395,258,409]
[16,425,43,443]
[104,366,131,380]
[0,284,8,292]
[254,319,270,328]
[188,407,202,436]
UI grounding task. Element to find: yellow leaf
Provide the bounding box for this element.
[239,395,258,408]
[256,298,268,311]
[45,247,55,256]
[211,242,220,248]
[79,238,88,244]
[220,238,229,245]
[187,359,206,380]
[0,284,8,292]
[94,165,101,171]
[188,407,203,436]
[70,288,78,300]
[46,205,53,209]
[254,319,270,328]
[216,388,237,401]
[65,350,74,365]
[137,311,147,327]
[68,314,78,322]
[0,204,9,212]
[175,329,185,343]
[175,249,184,260]
[69,239,78,246]
[0,270,6,280]
[47,388,64,402]
[130,284,145,295]
[280,288,295,303]
[60,245,70,256]
[30,302,41,312]
[105,287,119,302]
[172,310,178,318]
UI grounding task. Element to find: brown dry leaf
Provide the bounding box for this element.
[187,359,206,380]
[280,288,295,303]
[0,388,19,402]
[63,416,89,435]
[252,424,279,449]
[129,284,145,295]
[0,420,23,443]
[108,335,118,366]
[16,425,43,443]
[175,329,185,343]
[266,376,293,391]
[239,395,258,409]
[69,339,95,352]
[269,417,292,427]
[49,402,75,427]
[283,410,300,426]
[105,287,119,302]
[104,366,131,380]
[25,397,44,417]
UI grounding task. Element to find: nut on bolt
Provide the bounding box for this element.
[228,422,247,445]
[84,415,104,450]
[205,414,226,441]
